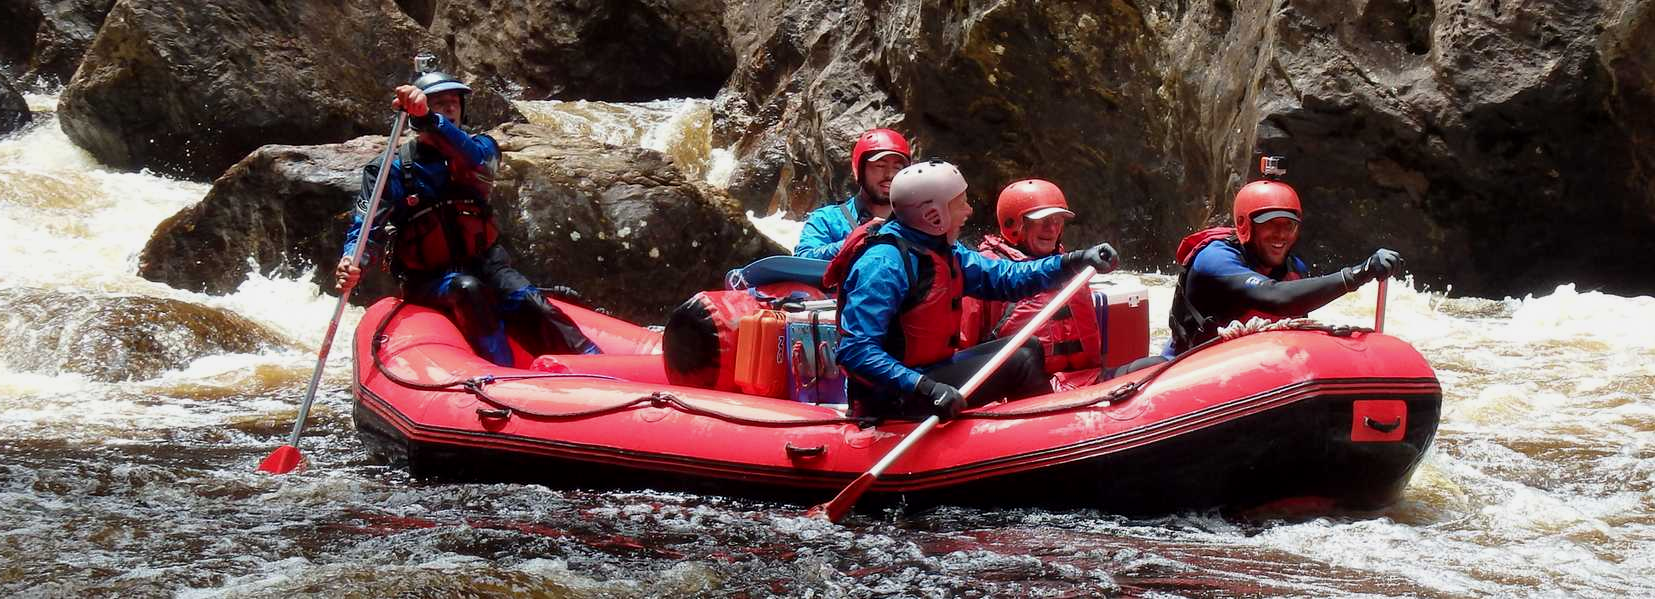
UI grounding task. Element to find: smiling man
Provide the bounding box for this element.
[1165,158,1404,357]
[961,179,1104,375]
[793,128,911,260]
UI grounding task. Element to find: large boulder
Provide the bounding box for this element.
[1,73,30,134]
[139,123,784,323]
[56,0,516,181]
[488,122,783,322]
[714,0,1655,298]
[431,0,733,101]
[0,0,116,88]
[136,135,399,301]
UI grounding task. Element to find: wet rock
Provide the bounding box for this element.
[0,0,115,88]
[0,288,290,381]
[489,122,784,322]
[0,74,29,134]
[715,0,1655,298]
[139,123,785,323]
[432,0,733,101]
[137,135,401,301]
[56,0,518,181]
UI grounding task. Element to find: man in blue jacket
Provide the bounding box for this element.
[824,160,1117,421]
[335,73,598,365]
[793,128,911,260]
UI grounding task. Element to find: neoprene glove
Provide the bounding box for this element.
[1345,248,1404,288]
[1061,243,1119,275]
[915,376,966,421]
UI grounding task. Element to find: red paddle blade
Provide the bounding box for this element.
[256,444,305,474]
[807,472,878,523]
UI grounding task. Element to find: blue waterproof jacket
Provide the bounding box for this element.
[837,220,1068,395]
[340,112,501,266]
[793,196,872,260]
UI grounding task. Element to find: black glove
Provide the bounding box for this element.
[1345,249,1404,287]
[915,376,966,421]
[1061,243,1119,275]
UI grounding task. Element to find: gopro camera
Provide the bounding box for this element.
[1259,155,1287,179]
[414,52,439,76]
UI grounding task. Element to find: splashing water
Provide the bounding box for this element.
[1,97,1652,598]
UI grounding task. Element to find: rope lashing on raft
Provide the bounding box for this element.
[368,299,1378,426]
[1217,316,1371,341]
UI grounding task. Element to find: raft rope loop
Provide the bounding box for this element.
[369,300,860,426]
[369,300,1373,425]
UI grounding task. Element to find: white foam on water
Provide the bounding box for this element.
[747,209,804,251]
[1502,284,1655,348]
[0,115,209,292]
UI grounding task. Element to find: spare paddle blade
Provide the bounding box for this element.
[808,472,878,523]
[256,444,305,474]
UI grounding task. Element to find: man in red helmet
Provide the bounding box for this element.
[1166,159,1403,356]
[793,128,911,260]
[962,179,1164,381]
[960,179,1101,371]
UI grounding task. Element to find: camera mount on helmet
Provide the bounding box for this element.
[1259,155,1287,180]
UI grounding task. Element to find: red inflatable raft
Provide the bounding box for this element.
[352,297,1440,516]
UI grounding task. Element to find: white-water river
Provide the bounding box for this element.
[1,94,1651,597]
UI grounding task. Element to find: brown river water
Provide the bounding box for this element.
[1,95,1651,598]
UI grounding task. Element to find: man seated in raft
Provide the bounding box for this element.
[793,128,912,260]
[823,160,1118,421]
[1166,157,1403,357]
[336,73,599,365]
[962,179,1165,381]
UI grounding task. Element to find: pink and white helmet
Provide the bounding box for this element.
[889,160,967,236]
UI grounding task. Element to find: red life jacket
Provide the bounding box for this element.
[965,235,1102,373]
[823,220,963,367]
[1169,227,1305,352]
[389,140,500,274]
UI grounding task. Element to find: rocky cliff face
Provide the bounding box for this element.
[137,124,783,323]
[42,0,1655,299]
[432,0,732,101]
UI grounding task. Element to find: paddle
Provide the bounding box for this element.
[257,81,416,474]
[808,265,1099,522]
[1375,278,1388,333]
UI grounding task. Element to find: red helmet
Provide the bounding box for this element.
[1232,180,1301,244]
[849,128,911,183]
[995,179,1074,243]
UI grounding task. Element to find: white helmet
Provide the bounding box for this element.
[889,160,967,236]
